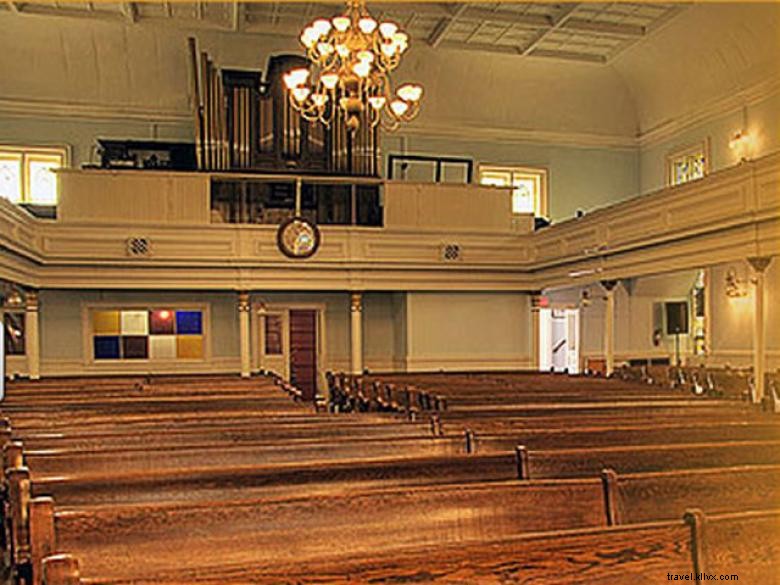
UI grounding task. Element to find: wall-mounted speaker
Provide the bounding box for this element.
[665,301,689,335]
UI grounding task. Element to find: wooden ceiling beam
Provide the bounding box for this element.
[563,18,645,38]
[427,3,467,48]
[459,7,552,30]
[528,48,606,64]
[521,3,579,56]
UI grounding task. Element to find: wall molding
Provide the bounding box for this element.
[638,74,780,148]
[0,96,191,125]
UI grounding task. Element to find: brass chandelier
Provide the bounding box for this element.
[283,0,423,132]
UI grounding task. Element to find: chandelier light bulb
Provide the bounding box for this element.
[368,96,387,110]
[317,42,334,56]
[381,42,396,57]
[283,68,310,89]
[292,87,311,102]
[357,50,374,63]
[311,18,332,37]
[321,72,340,89]
[393,32,409,51]
[379,22,398,39]
[336,43,350,58]
[397,84,422,102]
[332,16,351,32]
[352,60,372,78]
[301,27,319,48]
[389,99,409,117]
[358,17,378,34]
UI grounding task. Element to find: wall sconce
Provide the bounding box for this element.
[729,130,752,162]
[725,269,748,298]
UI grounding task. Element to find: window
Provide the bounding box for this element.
[479,165,548,217]
[0,146,67,205]
[90,308,204,361]
[264,314,283,355]
[666,140,709,187]
[3,312,25,355]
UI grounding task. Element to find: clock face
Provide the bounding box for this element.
[277,217,321,259]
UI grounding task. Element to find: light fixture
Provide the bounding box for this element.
[283,0,423,132]
[725,269,748,298]
[729,130,752,162]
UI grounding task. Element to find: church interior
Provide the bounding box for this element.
[0,0,779,583]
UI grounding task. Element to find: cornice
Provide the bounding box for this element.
[637,74,780,148]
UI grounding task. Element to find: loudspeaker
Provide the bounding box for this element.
[665,301,689,335]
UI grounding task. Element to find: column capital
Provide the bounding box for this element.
[747,256,773,274]
[600,279,618,293]
[237,291,251,312]
[350,292,363,313]
[25,290,39,312]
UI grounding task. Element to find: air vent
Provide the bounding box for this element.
[441,243,461,262]
[126,237,151,257]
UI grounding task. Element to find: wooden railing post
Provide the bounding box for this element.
[684,508,708,585]
[29,497,56,585]
[42,554,81,585]
[464,429,476,454]
[515,445,529,480]
[600,468,621,526]
[7,466,32,569]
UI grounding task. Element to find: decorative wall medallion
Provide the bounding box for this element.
[126,237,151,257]
[277,217,321,259]
[441,243,461,262]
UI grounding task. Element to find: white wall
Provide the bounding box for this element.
[404,292,532,371]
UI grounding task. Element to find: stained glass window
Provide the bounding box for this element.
[667,141,708,187]
[479,166,548,217]
[0,146,66,205]
[91,308,205,361]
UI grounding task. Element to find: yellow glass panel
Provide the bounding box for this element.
[93,311,120,335]
[0,153,23,203]
[176,335,204,359]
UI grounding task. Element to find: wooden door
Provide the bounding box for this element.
[289,309,318,401]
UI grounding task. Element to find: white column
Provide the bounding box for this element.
[238,292,251,378]
[350,292,363,375]
[748,257,772,403]
[530,292,542,371]
[601,280,618,377]
[25,291,40,380]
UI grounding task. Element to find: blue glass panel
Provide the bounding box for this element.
[94,335,120,360]
[175,310,202,335]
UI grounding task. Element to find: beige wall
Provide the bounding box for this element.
[404,292,532,371]
[37,290,240,376]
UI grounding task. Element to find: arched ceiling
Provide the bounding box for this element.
[0,2,778,147]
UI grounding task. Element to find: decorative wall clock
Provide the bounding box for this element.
[277,217,321,259]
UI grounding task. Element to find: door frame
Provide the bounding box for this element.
[252,302,327,395]
[539,303,581,374]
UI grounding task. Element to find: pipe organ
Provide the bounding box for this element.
[188,38,380,177]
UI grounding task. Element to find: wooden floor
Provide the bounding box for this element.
[1,372,778,584]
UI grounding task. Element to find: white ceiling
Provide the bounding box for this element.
[0,1,685,64]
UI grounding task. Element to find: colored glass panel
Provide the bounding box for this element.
[121,310,149,335]
[122,336,149,359]
[94,336,120,360]
[149,309,175,335]
[176,310,202,335]
[149,335,176,359]
[93,311,120,335]
[176,335,203,359]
